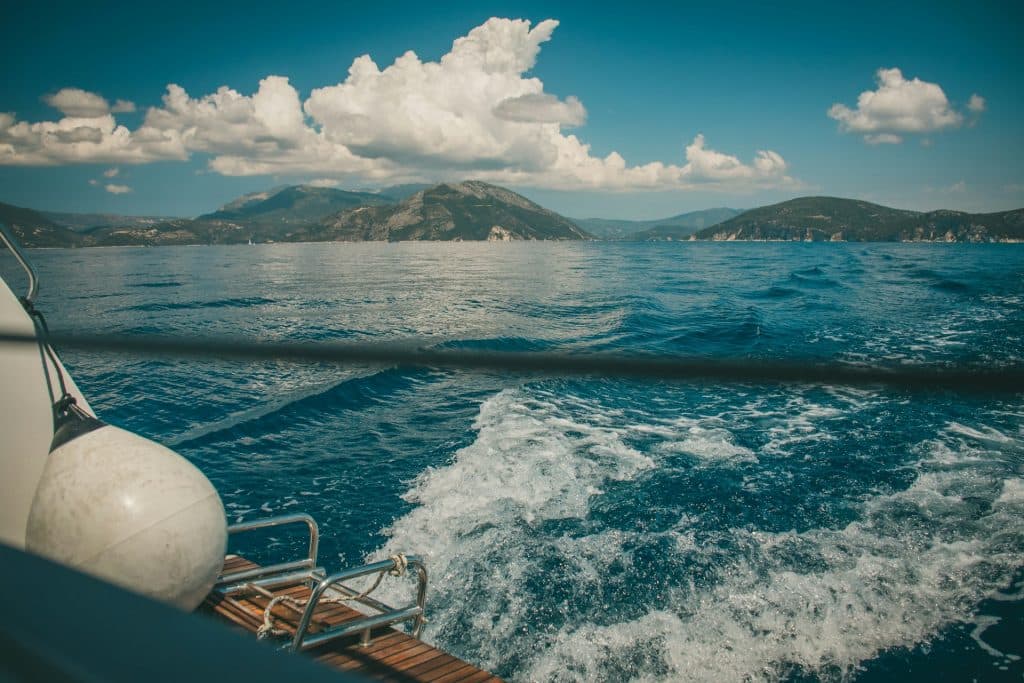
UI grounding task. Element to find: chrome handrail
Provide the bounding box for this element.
[211,513,428,651]
[0,223,39,305]
[217,513,319,585]
[290,555,428,652]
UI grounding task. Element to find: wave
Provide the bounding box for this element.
[789,272,842,289]
[127,281,184,288]
[170,366,418,448]
[930,279,971,294]
[369,389,1023,682]
[748,286,799,299]
[116,296,276,312]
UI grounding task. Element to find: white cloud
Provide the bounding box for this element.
[829,68,980,144]
[307,178,340,187]
[44,88,111,117]
[0,110,186,165]
[0,18,797,192]
[103,166,119,177]
[865,133,903,145]
[967,94,986,113]
[111,99,136,113]
[493,93,586,126]
[924,180,967,194]
[104,183,131,194]
[88,178,98,186]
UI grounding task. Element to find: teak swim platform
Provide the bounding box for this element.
[201,514,500,683]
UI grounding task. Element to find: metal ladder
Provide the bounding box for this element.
[213,513,427,652]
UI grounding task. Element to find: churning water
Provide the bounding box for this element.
[8,242,1023,681]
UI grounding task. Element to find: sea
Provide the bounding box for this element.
[6,241,1023,681]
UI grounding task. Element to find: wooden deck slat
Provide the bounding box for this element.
[315,631,408,666]
[401,651,459,678]
[377,641,436,667]
[411,658,467,681]
[317,634,405,663]
[200,554,501,683]
[420,660,476,682]
[366,637,428,662]
[451,671,496,683]
[392,648,451,670]
[330,638,424,671]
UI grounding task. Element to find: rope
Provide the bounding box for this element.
[254,554,409,640]
[0,329,1021,393]
[389,553,408,577]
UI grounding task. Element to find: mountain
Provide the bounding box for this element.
[213,186,289,214]
[85,219,260,247]
[631,208,742,240]
[41,211,181,232]
[199,185,393,226]
[694,197,1024,242]
[77,184,401,246]
[306,181,591,241]
[576,208,741,240]
[377,184,434,201]
[6,190,1021,248]
[0,202,84,248]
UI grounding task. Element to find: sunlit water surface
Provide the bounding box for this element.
[6,242,1023,681]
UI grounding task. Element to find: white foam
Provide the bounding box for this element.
[528,463,1024,681]
[969,615,1021,663]
[370,390,1024,682]
[369,389,656,671]
[656,425,756,463]
[996,478,1024,504]
[947,421,1016,444]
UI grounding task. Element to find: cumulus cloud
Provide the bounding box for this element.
[111,99,136,113]
[44,88,111,117]
[493,93,586,126]
[967,94,986,113]
[865,133,902,145]
[104,183,131,194]
[103,166,119,177]
[307,178,340,187]
[0,18,797,192]
[0,109,186,165]
[829,68,981,144]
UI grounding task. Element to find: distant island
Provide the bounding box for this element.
[1,183,1022,248]
[693,196,1024,243]
[574,208,743,240]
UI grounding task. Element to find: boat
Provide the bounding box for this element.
[0,224,500,682]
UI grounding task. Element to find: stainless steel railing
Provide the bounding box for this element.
[213,512,428,651]
[0,223,39,305]
[217,513,320,586]
[291,555,427,651]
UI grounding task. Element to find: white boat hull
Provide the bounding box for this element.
[0,274,93,548]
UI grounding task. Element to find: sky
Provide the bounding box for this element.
[0,0,1021,219]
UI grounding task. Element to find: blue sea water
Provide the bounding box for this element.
[5,242,1024,681]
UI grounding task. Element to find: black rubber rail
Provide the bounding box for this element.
[0,329,1021,394]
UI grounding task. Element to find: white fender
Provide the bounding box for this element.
[1,273,227,610]
[25,424,227,610]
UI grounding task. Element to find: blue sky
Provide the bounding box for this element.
[0,0,1021,219]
